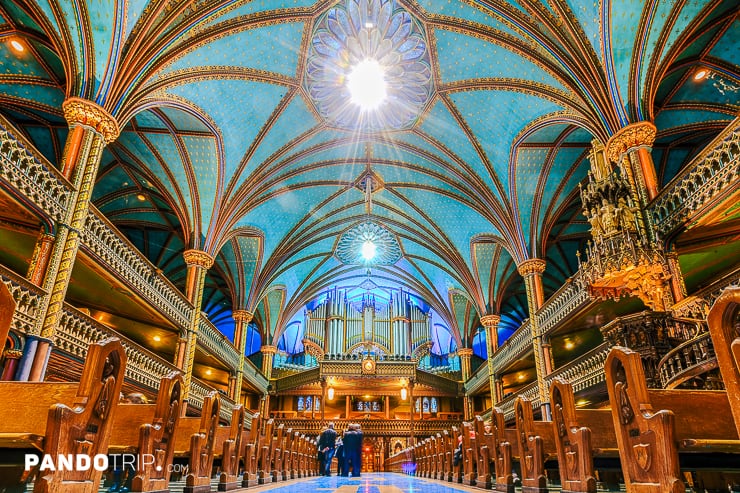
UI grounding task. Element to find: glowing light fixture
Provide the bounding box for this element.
[400,386,408,401]
[136,193,146,201]
[327,386,335,400]
[564,339,575,350]
[10,40,24,52]
[361,240,377,261]
[205,369,212,376]
[347,59,387,110]
[518,374,525,381]
[694,68,708,81]
[152,335,161,342]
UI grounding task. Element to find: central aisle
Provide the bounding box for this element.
[242,472,486,493]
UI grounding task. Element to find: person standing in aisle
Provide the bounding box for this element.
[317,422,337,476]
[342,423,363,477]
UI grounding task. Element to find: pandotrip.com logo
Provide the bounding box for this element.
[25,454,188,474]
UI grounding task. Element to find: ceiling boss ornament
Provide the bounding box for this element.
[336,222,402,265]
[304,0,434,131]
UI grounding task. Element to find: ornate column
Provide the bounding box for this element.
[231,310,253,403]
[494,376,504,403]
[1,349,22,381]
[518,259,551,417]
[606,121,659,204]
[30,98,120,381]
[178,249,213,406]
[480,314,500,408]
[260,344,278,380]
[666,249,687,304]
[320,378,327,423]
[458,347,473,382]
[26,230,55,286]
[408,378,415,445]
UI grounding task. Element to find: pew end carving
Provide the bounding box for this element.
[514,397,548,493]
[218,405,244,491]
[707,285,740,436]
[605,346,683,493]
[492,408,514,493]
[550,378,596,493]
[241,413,260,487]
[184,391,220,493]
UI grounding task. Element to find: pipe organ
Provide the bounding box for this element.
[303,288,431,356]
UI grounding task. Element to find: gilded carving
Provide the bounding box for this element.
[479,314,500,328]
[605,121,657,164]
[62,97,120,144]
[517,259,546,277]
[183,249,214,269]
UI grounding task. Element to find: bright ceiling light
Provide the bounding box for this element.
[9,40,24,52]
[693,69,708,81]
[327,386,335,400]
[347,59,387,110]
[361,240,377,261]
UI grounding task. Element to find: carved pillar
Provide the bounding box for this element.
[480,314,500,408]
[606,121,659,203]
[408,378,415,445]
[178,249,213,406]
[30,98,120,381]
[458,347,473,381]
[320,378,327,423]
[26,231,55,286]
[666,249,687,304]
[1,349,22,381]
[261,344,278,380]
[463,395,472,420]
[518,259,551,417]
[494,376,504,403]
[346,395,351,419]
[232,310,253,403]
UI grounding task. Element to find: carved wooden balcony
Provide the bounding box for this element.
[657,331,719,389]
[651,116,740,237]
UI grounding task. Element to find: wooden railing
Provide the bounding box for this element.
[651,116,740,237]
[271,418,462,437]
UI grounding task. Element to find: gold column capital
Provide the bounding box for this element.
[479,314,501,328]
[457,348,474,357]
[232,310,254,323]
[517,258,546,277]
[183,249,214,269]
[605,121,656,164]
[260,344,278,355]
[62,97,120,144]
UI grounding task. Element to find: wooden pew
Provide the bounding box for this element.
[473,416,492,489]
[257,418,275,483]
[461,421,479,486]
[514,397,554,492]
[549,378,599,493]
[107,371,184,493]
[218,405,244,491]
[240,413,260,487]
[0,338,126,493]
[182,391,220,493]
[605,346,740,492]
[272,423,285,481]
[490,408,514,493]
[708,285,740,436]
[433,433,444,480]
[440,429,454,481]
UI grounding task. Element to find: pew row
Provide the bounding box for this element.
[0,338,126,493]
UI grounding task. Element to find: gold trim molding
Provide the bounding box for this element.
[457,348,474,357]
[517,258,546,277]
[62,97,120,144]
[183,249,214,269]
[605,121,657,164]
[260,345,278,354]
[479,314,501,328]
[232,310,253,323]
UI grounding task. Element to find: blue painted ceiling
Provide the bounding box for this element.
[0,0,737,347]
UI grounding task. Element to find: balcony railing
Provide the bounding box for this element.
[198,317,240,368]
[82,209,192,329]
[497,381,539,422]
[0,265,45,334]
[0,117,70,222]
[270,418,462,437]
[536,275,592,336]
[651,116,740,237]
[465,362,489,394]
[544,342,609,393]
[491,319,532,371]
[657,331,717,389]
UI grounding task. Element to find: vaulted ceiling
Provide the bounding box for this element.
[0,0,737,348]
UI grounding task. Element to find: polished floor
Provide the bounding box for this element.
[245,473,497,493]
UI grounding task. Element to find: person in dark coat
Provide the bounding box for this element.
[317,422,337,476]
[341,423,363,477]
[335,437,344,476]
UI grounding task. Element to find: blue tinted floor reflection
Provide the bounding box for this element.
[244,472,495,493]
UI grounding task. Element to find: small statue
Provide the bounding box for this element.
[589,207,603,238]
[600,198,617,233]
[616,196,637,231]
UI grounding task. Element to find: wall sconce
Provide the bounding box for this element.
[327,386,335,400]
[400,386,408,401]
